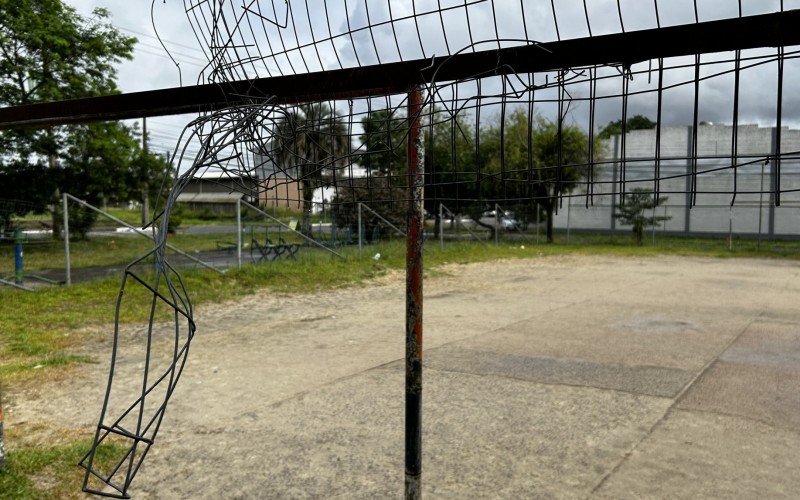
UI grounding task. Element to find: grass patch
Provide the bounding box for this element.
[2,231,800,382]
[0,233,234,274]
[0,439,126,499]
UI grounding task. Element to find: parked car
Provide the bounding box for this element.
[479,209,520,231]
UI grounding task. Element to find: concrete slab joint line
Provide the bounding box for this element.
[587,312,763,497]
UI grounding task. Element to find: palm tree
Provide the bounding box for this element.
[272,103,349,236]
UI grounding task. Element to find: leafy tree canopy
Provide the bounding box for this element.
[0,0,140,230]
[358,108,407,177]
[598,114,656,140]
[346,106,596,243]
[0,1,135,155]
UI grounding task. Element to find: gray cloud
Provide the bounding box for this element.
[63,0,800,154]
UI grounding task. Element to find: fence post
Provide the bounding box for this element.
[536,204,541,244]
[236,198,242,270]
[439,203,444,250]
[358,202,363,255]
[566,197,572,243]
[494,204,500,245]
[405,85,424,500]
[758,161,765,249]
[14,229,23,285]
[63,192,71,286]
[729,206,734,251]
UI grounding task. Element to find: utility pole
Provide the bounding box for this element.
[142,117,150,227]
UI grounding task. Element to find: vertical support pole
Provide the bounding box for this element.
[536,204,541,244]
[358,202,363,255]
[769,129,778,237]
[610,135,619,231]
[439,203,444,251]
[142,116,150,227]
[494,204,500,245]
[729,207,734,251]
[405,85,424,500]
[758,161,765,249]
[236,198,242,270]
[63,193,71,286]
[685,126,693,235]
[566,197,572,243]
[14,229,23,285]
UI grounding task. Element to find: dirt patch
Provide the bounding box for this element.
[5,254,800,498]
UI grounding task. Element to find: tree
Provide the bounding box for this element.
[614,188,670,245]
[598,114,656,140]
[423,108,482,237]
[483,109,594,242]
[333,176,406,243]
[0,1,136,233]
[358,108,407,178]
[272,103,349,237]
[54,122,170,237]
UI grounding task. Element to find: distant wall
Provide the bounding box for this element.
[552,124,800,237]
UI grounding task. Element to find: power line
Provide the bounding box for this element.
[133,47,207,69]
[115,24,206,54]
[136,41,208,64]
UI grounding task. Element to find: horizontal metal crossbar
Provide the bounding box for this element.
[0,10,799,130]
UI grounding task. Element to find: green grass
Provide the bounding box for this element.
[0,439,126,499]
[528,231,800,259]
[0,233,231,274]
[12,204,310,230]
[2,230,800,383]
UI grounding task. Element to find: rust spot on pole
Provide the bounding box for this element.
[405,85,425,500]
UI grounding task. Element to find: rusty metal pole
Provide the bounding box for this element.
[405,85,425,500]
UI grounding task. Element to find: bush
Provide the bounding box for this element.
[55,204,98,239]
[166,204,184,234]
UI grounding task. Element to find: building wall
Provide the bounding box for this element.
[552,124,800,237]
[181,177,258,200]
[258,177,304,209]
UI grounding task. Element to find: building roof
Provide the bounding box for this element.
[175,192,244,204]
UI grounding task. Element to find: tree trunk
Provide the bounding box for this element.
[50,154,62,240]
[433,214,441,238]
[546,202,555,243]
[300,178,314,237]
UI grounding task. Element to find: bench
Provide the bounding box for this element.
[251,237,300,263]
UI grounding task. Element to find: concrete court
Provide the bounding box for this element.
[15,254,800,498]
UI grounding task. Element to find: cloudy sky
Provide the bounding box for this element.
[64,0,800,158]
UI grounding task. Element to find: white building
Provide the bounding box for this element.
[553,123,800,237]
